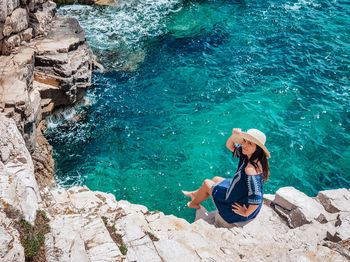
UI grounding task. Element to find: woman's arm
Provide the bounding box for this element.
[232,203,259,217]
[226,128,241,152]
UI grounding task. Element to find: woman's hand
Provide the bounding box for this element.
[232,202,248,217]
[232,128,241,136]
[232,203,259,217]
[227,128,241,152]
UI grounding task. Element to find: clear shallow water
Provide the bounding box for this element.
[49,0,350,221]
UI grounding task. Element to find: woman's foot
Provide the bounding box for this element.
[182,190,195,200]
[187,201,200,209]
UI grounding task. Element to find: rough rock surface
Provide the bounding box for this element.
[0,0,57,55]
[32,16,92,107]
[327,213,350,243]
[0,46,36,151]
[317,188,350,213]
[1,0,92,188]
[0,114,41,224]
[29,0,57,37]
[274,186,332,228]
[36,186,349,262]
[31,120,55,189]
[45,213,122,261]
[0,211,25,262]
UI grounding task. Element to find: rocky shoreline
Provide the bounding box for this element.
[1,113,349,261]
[0,1,349,261]
[1,0,92,189]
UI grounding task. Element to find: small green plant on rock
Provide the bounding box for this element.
[16,210,51,260]
[22,235,41,259]
[145,231,159,242]
[101,216,108,225]
[102,218,128,255]
[116,233,128,255]
[145,210,160,216]
[38,210,48,220]
[20,219,33,233]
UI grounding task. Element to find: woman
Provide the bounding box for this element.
[182,128,270,227]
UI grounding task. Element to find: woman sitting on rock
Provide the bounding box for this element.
[183,128,270,227]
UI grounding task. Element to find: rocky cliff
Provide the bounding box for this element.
[0,0,92,187]
[0,1,349,262]
[0,113,349,261]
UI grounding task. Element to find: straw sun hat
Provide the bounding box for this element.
[235,129,271,159]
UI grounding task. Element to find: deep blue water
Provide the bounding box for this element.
[47,0,350,221]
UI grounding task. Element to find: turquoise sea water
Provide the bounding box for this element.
[48,0,350,221]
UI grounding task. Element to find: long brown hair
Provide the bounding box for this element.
[248,145,270,182]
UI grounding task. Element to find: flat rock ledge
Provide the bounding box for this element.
[36,186,349,262]
[0,114,349,261]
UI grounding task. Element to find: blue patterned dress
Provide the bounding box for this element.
[211,144,264,224]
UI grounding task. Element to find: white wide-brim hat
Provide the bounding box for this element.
[235,129,271,159]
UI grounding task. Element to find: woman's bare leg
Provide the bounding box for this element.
[182,190,198,201]
[212,176,225,183]
[182,176,224,197]
[186,179,215,209]
[183,176,226,208]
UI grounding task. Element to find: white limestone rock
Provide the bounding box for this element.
[0,46,36,149]
[45,187,124,226]
[148,214,191,237]
[0,1,8,22]
[274,186,329,228]
[45,213,123,262]
[41,185,350,261]
[285,245,347,262]
[3,17,13,37]
[10,8,29,34]
[2,34,21,54]
[317,188,350,213]
[29,0,57,37]
[115,215,162,262]
[154,239,201,262]
[0,211,25,262]
[263,193,275,205]
[20,27,33,42]
[32,16,92,107]
[7,0,20,15]
[237,203,290,243]
[117,199,149,215]
[0,114,41,224]
[327,213,350,242]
